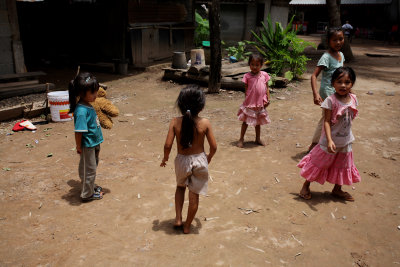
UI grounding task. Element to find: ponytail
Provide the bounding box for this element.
[68,71,99,113]
[68,79,78,113]
[180,109,195,149]
[176,85,206,149]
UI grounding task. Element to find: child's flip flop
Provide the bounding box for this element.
[94,186,103,194]
[299,192,312,200]
[82,192,103,202]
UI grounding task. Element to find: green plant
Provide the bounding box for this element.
[249,15,316,78]
[224,41,252,61]
[284,70,294,81]
[194,11,209,47]
[268,73,277,87]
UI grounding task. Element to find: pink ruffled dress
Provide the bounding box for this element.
[237,71,271,126]
[297,93,361,185]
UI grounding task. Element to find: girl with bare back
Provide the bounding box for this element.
[160,85,217,234]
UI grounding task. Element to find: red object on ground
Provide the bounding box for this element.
[12,120,27,131]
[12,120,37,131]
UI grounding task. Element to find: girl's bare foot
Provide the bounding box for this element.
[332,188,354,201]
[299,182,311,200]
[255,139,266,146]
[173,217,183,229]
[183,223,191,234]
[237,140,244,148]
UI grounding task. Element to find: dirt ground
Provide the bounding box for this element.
[0,37,399,267]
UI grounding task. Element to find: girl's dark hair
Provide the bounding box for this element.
[327,27,344,44]
[176,85,206,149]
[68,72,99,112]
[248,53,264,65]
[331,66,356,85]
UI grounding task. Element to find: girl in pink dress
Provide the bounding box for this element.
[237,53,271,148]
[298,67,361,201]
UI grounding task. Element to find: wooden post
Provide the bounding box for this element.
[6,0,26,73]
[208,0,221,93]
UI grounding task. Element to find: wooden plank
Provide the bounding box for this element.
[163,70,244,91]
[0,105,24,121]
[221,61,248,69]
[0,79,38,88]
[12,40,26,73]
[0,83,54,100]
[5,0,25,73]
[0,102,49,122]
[23,101,48,119]
[0,71,46,81]
[222,66,251,77]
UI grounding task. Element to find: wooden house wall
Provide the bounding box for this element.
[128,0,192,24]
[128,0,195,67]
[220,4,257,41]
[199,0,289,43]
[270,5,289,28]
[0,0,14,74]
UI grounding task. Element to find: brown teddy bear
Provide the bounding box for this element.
[90,86,119,129]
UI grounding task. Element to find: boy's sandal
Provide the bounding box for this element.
[94,186,103,194]
[82,192,103,202]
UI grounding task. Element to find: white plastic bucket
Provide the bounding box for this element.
[190,49,206,67]
[47,91,72,122]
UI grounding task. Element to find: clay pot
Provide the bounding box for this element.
[172,52,187,69]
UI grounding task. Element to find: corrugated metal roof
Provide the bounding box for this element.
[197,0,256,3]
[289,0,392,5]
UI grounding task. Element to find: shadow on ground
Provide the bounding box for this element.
[290,191,347,211]
[230,141,263,148]
[61,179,111,206]
[152,218,202,235]
[291,150,309,162]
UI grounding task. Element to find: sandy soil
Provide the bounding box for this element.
[0,38,399,267]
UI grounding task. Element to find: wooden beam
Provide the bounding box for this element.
[0,80,39,89]
[0,106,24,122]
[0,71,46,81]
[0,83,55,100]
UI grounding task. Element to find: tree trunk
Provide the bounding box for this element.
[326,0,341,27]
[341,36,354,62]
[208,0,221,93]
[326,0,354,62]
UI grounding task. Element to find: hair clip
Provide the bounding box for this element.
[186,109,191,116]
[85,77,91,83]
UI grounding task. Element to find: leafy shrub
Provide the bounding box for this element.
[248,15,315,78]
[224,41,252,61]
[194,11,209,47]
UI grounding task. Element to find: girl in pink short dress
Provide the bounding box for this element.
[298,67,361,201]
[237,53,271,148]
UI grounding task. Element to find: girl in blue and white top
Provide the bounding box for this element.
[308,27,345,152]
[69,72,104,202]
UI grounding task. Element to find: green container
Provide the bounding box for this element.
[202,41,210,47]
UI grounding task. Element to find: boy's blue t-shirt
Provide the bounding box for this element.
[74,103,103,148]
[318,51,345,100]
